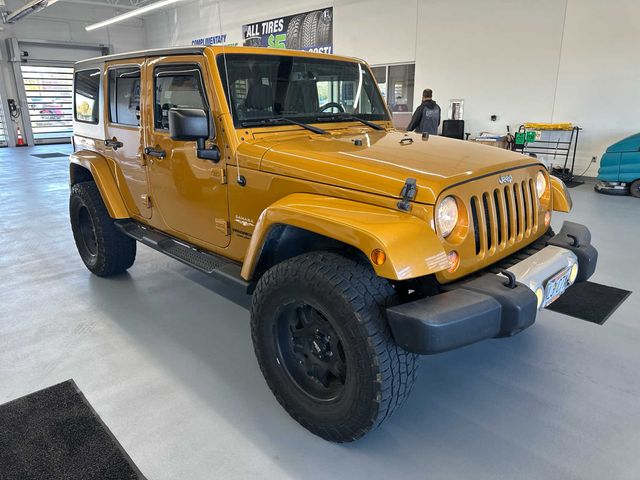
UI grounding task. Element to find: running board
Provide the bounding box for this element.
[115,219,249,290]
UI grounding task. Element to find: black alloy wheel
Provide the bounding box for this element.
[76,205,98,260]
[275,302,347,402]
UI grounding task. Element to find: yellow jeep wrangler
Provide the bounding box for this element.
[70,46,597,442]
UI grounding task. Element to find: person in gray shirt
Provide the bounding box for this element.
[407,89,441,135]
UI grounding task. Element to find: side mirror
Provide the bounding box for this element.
[168,108,220,162]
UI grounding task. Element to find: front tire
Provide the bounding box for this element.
[250,252,418,442]
[70,181,136,276]
[630,179,640,198]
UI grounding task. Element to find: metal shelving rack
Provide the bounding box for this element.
[516,124,582,183]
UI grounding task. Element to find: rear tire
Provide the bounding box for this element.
[630,179,640,198]
[70,181,136,276]
[250,251,418,442]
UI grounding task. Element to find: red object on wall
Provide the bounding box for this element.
[16,127,25,146]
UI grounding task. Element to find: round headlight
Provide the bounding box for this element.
[436,196,458,238]
[536,171,548,197]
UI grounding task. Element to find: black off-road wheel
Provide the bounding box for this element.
[69,181,136,276]
[250,252,419,442]
[630,179,640,198]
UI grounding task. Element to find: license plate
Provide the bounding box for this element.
[542,267,572,308]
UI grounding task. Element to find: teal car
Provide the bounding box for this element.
[595,133,640,197]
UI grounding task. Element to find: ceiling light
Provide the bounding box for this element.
[3,0,58,24]
[85,0,185,31]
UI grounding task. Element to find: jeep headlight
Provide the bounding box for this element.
[436,196,458,238]
[536,171,548,197]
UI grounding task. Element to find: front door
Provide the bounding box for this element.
[104,60,151,219]
[143,56,230,248]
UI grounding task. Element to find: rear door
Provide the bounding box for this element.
[104,60,151,219]
[143,55,230,248]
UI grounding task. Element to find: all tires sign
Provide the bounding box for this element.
[242,7,333,54]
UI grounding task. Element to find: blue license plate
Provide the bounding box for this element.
[543,267,572,308]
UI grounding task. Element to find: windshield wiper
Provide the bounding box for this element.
[240,117,327,134]
[316,114,385,131]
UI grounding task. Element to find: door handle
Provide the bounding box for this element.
[144,147,166,159]
[105,137,124,150]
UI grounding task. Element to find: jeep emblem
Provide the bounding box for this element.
[498,174,513,184]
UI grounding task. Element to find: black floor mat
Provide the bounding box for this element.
[565,180,585,188]
[31,152,68,159]
[546,281,631,325]
[0,380,145,480]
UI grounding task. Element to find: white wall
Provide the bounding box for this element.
[143,0,640,176]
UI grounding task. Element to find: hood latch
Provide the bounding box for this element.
[397,178,417,212]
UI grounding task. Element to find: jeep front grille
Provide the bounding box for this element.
[469,179,539,258]
[435,165,548,284]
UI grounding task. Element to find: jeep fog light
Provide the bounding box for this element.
[536,171,548,197]
[535,287,544,309]
[436,196,458,238]
[569,263,579,284]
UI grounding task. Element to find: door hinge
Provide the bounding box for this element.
[215,218,230,235]
[141,194,151,208]
[211,167,226,184]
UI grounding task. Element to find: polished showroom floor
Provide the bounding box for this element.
[1,144,639,480]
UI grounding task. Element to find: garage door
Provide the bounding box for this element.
[21,65,74,144]
[0,101,7,147]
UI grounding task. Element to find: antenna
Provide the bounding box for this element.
[216,0,244,185]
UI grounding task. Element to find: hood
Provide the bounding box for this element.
[423,100,438,109]
[605,133,640,153]
[250,129,541,205]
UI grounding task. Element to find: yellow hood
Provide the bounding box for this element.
[253,129,541,205]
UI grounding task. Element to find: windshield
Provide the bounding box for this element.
[217,53,389,128]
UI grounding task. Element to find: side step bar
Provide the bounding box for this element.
[115,219,249,290]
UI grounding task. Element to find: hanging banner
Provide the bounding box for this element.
[242,7,333,54]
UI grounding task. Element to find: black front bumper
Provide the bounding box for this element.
[387,221,598,355]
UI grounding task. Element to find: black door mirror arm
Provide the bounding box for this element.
[196,138,220,162]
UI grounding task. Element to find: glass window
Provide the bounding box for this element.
[108,67,141,126]
[370,66,386,84]
[387,64,414,113]
[154,65,208,130]
[74,68,100,124]
[218,53,389,127]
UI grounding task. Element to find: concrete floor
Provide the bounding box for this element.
[1,144,639,480]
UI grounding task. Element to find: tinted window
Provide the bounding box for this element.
[108,67,141,126]
[74,69,100,124]
[154,65,207,130]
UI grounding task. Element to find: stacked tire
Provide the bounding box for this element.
[286,9,332,51]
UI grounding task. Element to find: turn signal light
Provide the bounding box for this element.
[544,211,551,227]
[370,249,386,266]
[447,250,460,272]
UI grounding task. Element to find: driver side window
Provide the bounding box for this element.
[154,64,208,130]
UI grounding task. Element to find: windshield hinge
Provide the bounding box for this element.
[397,178,417,212]
[211,167,226,184]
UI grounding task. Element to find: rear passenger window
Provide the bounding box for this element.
[154,64,208,130]
[74,69,100,124]
[108,67,141,126]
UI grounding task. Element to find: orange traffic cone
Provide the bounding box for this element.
[16,127,25,146]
